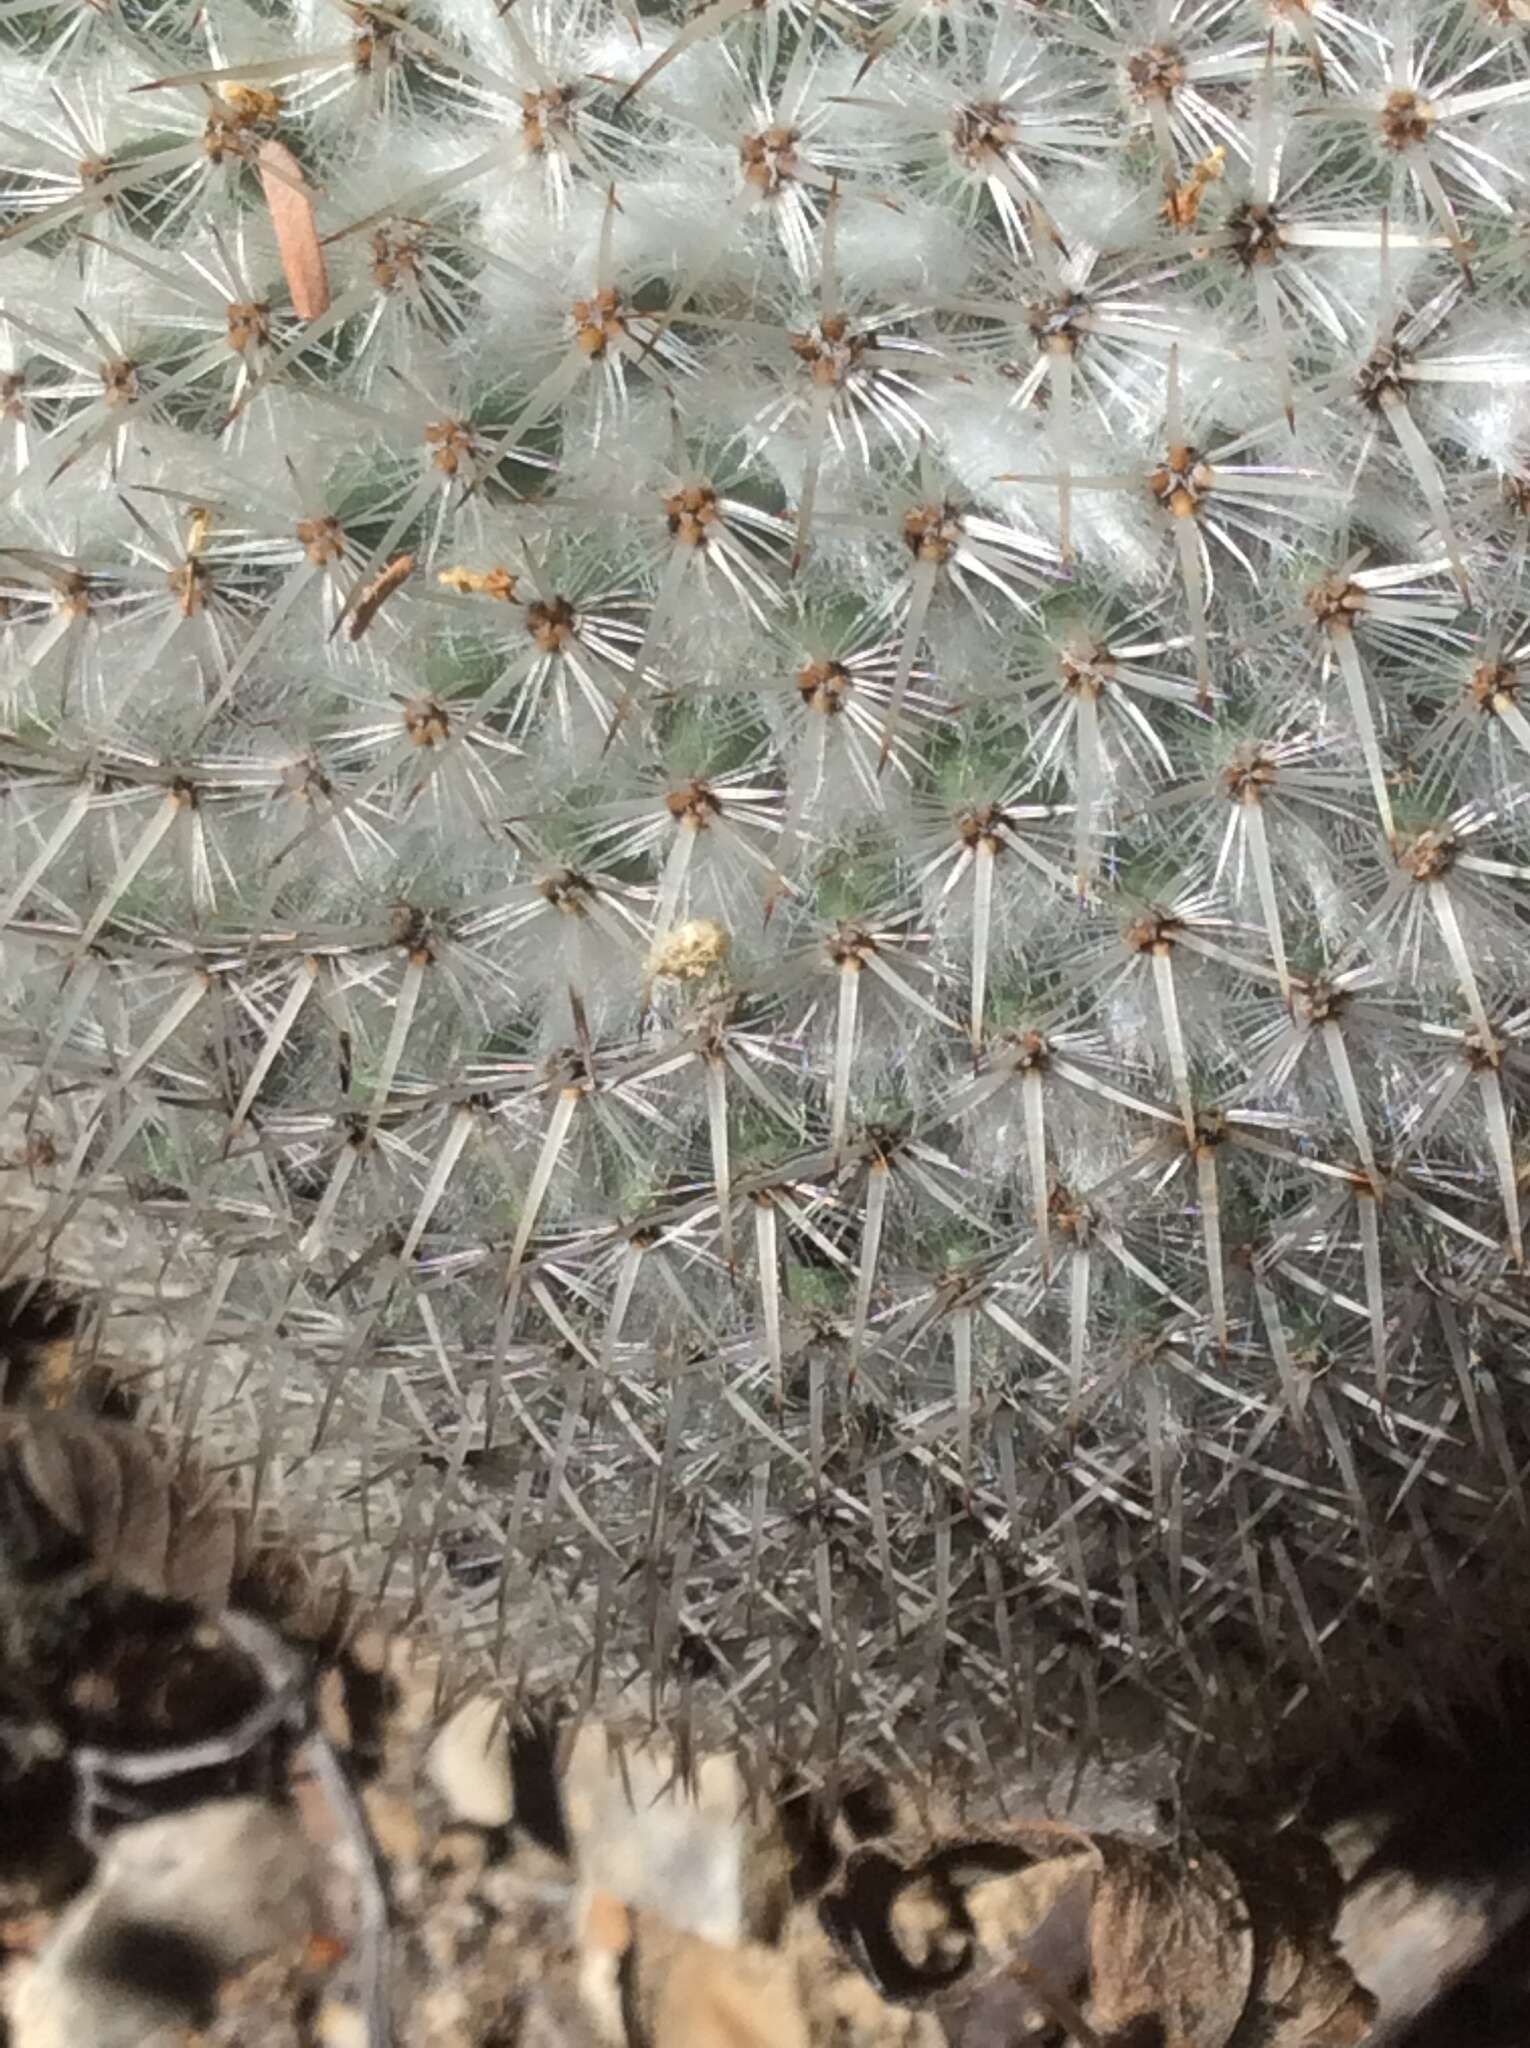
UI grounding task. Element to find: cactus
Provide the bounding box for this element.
[3,0,1530,1823]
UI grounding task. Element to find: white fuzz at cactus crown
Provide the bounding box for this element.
[3,0,1530,1797]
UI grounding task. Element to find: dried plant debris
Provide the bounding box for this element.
[0,1446,1460,2048]
[257,138,330,323]
[10,1798,318,2048]
[344,553,417,643]
[395,1689,1379,2047]
[0,1305,1420,2044]
[0,1403,352,1754]
[0,1421,1373,2048]
[0,1282,81,1408]
[0,1406,242,1608]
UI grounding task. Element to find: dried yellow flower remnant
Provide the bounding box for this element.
[219,83,284,124]
[648,919,731,983]
[437,565,519,602]
[1161,144,1226,231]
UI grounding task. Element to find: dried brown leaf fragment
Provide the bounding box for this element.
[345,554,416,642]
[258,139,330,321]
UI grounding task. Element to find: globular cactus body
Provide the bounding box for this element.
[1,0,1530,1808]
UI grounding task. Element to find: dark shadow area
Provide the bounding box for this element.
[1396,1901,1530,2048]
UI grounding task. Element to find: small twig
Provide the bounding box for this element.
[337,552,416,643]
[306,1721,395,2048]
[227,1612,395,2048]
